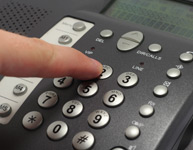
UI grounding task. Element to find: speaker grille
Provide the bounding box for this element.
[0,1,52,35]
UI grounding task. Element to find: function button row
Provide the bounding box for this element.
[125,125,140,140]
[38,91,58,108]
[0,103,12,117]
[13,83,28,96]
[73,22,86,32]
[167,68,181,79]
[111,147,127,150]
[100,29,113,38]
[58,21,86,45]
[62,100,83,118]
[139,104,154,117]
[58,35,72,45]
[153,85,168,97]
[47,121,68,141]
[117,31,144,51]
[180,52,193,62]
[148,43,162,53]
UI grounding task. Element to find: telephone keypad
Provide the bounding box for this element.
[77,81,98,97]
[38,91,58,108]
[103,90,124,107]
[99,65,113,80]
[53,77,73,88]
[87,109,110,128]
[72,131,95,150]
[46,121,68,141]
[22,111,43,130]
[62,100,83,118]
[117,72,138,88]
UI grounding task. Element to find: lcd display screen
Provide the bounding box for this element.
[103,0,193,40]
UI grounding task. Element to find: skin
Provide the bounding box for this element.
[0,29,103,80]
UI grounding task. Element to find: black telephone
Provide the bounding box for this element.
[0,0,193,150]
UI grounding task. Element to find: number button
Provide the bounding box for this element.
[117,72,138,88]
[87,110,110,128]
[62,100,83,118]
[77,81,98,97]
[47,121,68,140]
[53,77,73,88]
[38,91,58,108]
[99,65,113,80]
[103,90,124,107]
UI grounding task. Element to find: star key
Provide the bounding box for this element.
[22,111,43,130]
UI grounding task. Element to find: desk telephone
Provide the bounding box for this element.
[0,0,193,150]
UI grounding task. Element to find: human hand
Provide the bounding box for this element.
[0,30,102,80]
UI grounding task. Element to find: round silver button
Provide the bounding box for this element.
[103,90,124,107]
[47,121,68,141]
[153,85,168,97]
[62,100,83,118]
[99,65,113,80]
[100,29,113,38]
[73,22,86,31]
[38,91,58,108]
[117,72,138,88]
[87,109,110,128]
[77,81,98,97]
[72,131,95,150]
[58,35,72,45]
[139,104,154,117]
[111,147,127,150]
[125,125,140,140]
[22,111,43,130]
[180,53,193,62]
[167,68,181,79]
[13,83,27,96]
[148,44,162,53]
[0,103,12,117]
[53,77,73,88]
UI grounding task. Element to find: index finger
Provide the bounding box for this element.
[0,30,103,80]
